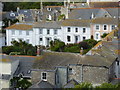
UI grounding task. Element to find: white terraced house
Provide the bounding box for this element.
[5,20,91,47]
[5,17,117,47]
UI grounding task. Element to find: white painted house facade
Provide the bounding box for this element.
[5,18,117,47]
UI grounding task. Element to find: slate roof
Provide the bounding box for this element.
[19,9,34,22]
[6,23,33,30]
[91,17,118,24]
[29,81,54,88]
[33,21,62,29]
[61,19,90,27]
[1,74,11,80]
[33,29,118,70]
[1,55,36,77]
[5,11,18,20]
[69,7,119,20]
[64,79,79,88]
[69,8,100,20]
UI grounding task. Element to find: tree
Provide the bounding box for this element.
[101,33,108,38]
[2,40,36,56]
[50,39,65,52]
[75,82,93,89]
[10,77,32,89]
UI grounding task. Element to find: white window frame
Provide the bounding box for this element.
[26,39,29,43]
[67,27,71,32]
[111,25,115,30]
[19,31,22,35]
[95,24,100,31]
[47,8,51,11]
[83,36,86,40]
[41,72,47,81]
[47,29,50,34]
[75,27,78,33]
[95,32,100,40]
[54,29,58,35]
[67,35,71,42]
[103,24,108,31]
[39,29,43,34]
[11,30,15,35]
[83,28,86,33]
[26,31,29,35]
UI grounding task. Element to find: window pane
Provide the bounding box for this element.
[68,27,71,32]
[83,28,86,33]
[26,31,29,35]
[54,30,57,34]
[75,28,78,32]
[47,29,50,34]
[67,36,71,42]
[39,29,42,34]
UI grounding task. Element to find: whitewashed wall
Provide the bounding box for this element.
[61,26,91,44]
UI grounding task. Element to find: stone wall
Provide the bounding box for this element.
[31,70,55,86]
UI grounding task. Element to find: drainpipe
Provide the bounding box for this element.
[81,64,83,83]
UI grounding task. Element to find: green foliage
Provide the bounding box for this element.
[3,2,63,11]
[58,14,65,21]
[50,39,65,52]
[96,83,118,89]
[2,40,36,56]
[10,77,32,89]
[64,44,80,53]
[9,52,21,55]
[101,33,108,38]
[3,18,19,28]
[75,82,93,89]
[83,39,98,48]
[50,39,98,54]
[74,82,119,89]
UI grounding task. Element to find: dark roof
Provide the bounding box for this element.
[1,55,36,77]
[1,74,11,80]
[61,19,90,27]
[5,11,18,20]
[64,79,79,88]
[69,7,119,20]
[30,81,54,88]
[91,17,118,24]
[69,8,100,20]
[19,9,34,22]
[33,21,62,29]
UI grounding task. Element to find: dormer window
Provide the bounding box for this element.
[41,72,47,81]
[10,13,15,17]
[47,8,51,11]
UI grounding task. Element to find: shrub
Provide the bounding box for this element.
[101,33,108,38]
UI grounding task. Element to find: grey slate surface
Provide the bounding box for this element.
[30,80,54,88]
[1,55,36,77]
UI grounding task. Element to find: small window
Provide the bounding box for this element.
[41,72,47,81]
[39,29,43,34]
[67,36,71,42]
[11,38,15,41]
[103,25,107,30]
[19,38,23,41]
[117,61,119,66]
[83,36,86,40]
[111,25,115,30]
[54,29,58,35]
[12,30,15,35]
[69,68,72,74]
[47,29,50,34]
[96,34,99,39]
[67,27,71,32]
[47,8,51,11]
[96,25,99,30]
[75,28,78,32]
[19,31,22,35]
[26,31,29,35]
[40,38,43,41]
[83,28,86,33]
[26,39,29,43]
